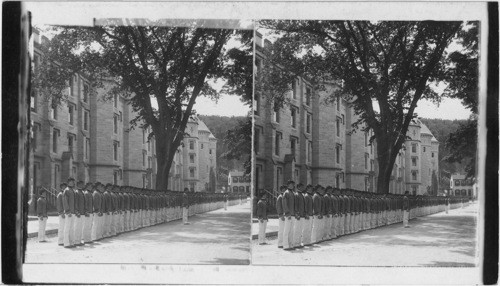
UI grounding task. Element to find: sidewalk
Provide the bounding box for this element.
[251,204,476,240]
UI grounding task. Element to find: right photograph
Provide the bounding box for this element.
[252,20,479,267]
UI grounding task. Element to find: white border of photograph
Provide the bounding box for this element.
[23,1,488,284]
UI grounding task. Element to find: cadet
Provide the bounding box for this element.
[82,182,94,244]
[56,183,67,246]
[73,181,85,246]
[37,189,48,243]
[329,187,338,239]
[338,189,345,236]
[63,178,76,248]
[311,185,322,244]
[276,185,286,248]
[102,184,112,237]
[182,188,190,224]
[256,193,268,245]
[282,180,296,250]
[302,185,314,246]
[403,191,410,228]
[293,183,305,248]
[91,182,102,241]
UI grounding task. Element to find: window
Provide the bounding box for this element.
[50,104,58,120]
[336,174,340,188]
[143,129,146,144]
[69,75,75,97]
[412,171,418,181]
[276,167,283,192]
[307,141,312,163]
[274,131,282,156]
[365,177,369,192]
[148,156,151,168]
[273,107,280,123]
[336,118,341,137]
[290,137,297,157]
[253,93,260,115]
[113,114,118,134]
[119,111,122,122]
[423,146,426,152]
[83,109,89,131]
[336,96,340,111]
[201,143,204,149]
[113,141,119,161]
[412,143,417,153]
[432,152,434,158]
[113,171,118,185]
[365,153,369,169]
[190,154,195,163]
[67,133,75,152]
[294,169,299,181]
[365,132,369,146]
[336,144,341,164]
[54,164,60,189]
[254,127,260,153]
[32,123,41,151]
[30,89,37,112]
[209,149,212,155]
[83,84,89,103]
[85,137,90,160]
[455,180,461,186]
[412,185,418,195]
[142,150,146,166]
[114,94,118,108]
[190,167,195,178]
[291,107,297,128]
[68,104,75,125]
[52,128,59,153]
[306,113,312,134]
[147,140,151,151]
[370,160,374,171]
[189,140,195,150]
[305,86,311,106]
[412,157,417,167]
[292,80,297,99]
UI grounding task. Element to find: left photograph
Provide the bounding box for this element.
[25,13,253,264]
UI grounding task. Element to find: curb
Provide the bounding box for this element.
[28,229,58,239]
[252,230,278,240]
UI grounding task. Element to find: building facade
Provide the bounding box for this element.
[254,32,439,196]
[449,173,476,197]
[228,171,251,194]
[29,29,217,194]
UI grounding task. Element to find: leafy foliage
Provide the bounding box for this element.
[33,20,252,190]
[257,20,475,193]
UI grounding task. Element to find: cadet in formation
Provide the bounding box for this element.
[53,177,242,248]
[271,181,466,251]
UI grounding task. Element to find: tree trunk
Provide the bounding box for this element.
[154,130,176,191]
[375,134,401,194]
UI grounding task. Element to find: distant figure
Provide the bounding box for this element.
[403,191,410,228]
[182,188,190,225]
[257,193,268,245]
[446,196,450,214]
[37,189,48,242]
[56,183,67,246]
[276,185,286,248]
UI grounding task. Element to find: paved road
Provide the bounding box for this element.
[25,203,251,265]
[252,203,478,267]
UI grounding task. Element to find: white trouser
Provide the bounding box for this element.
[258,220,267,244]
[63,214,75,247]
[332,215,338,237]
[38,217,47,242]
[91,213,99,241]
[74,215,83,244]
[293,217,303,247]
[58,215,65,245]
[277,217,285,247]
[311,215,320,243]
[183,207,189,224]
[82,214,93,243]
[283,216,294,249]
[302,217,313,245]
[403,210,409,227]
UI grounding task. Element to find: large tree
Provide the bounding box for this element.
[258,20,474,194]
[33,19,252,190]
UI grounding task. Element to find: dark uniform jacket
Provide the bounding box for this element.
[312,193,322,216]
[83,190,93,216]
[304,193,313,218]
[182,193,189,207]
[294,192,305,218]
[276,194,284,217]
[282,189,295,217]
[63,187,75,215]
[56,192,64,215]
[92,190,101,213]
[322,195,330,216]
[256,199,268,220]
[75,189,85,216]
[37,197,47,217]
